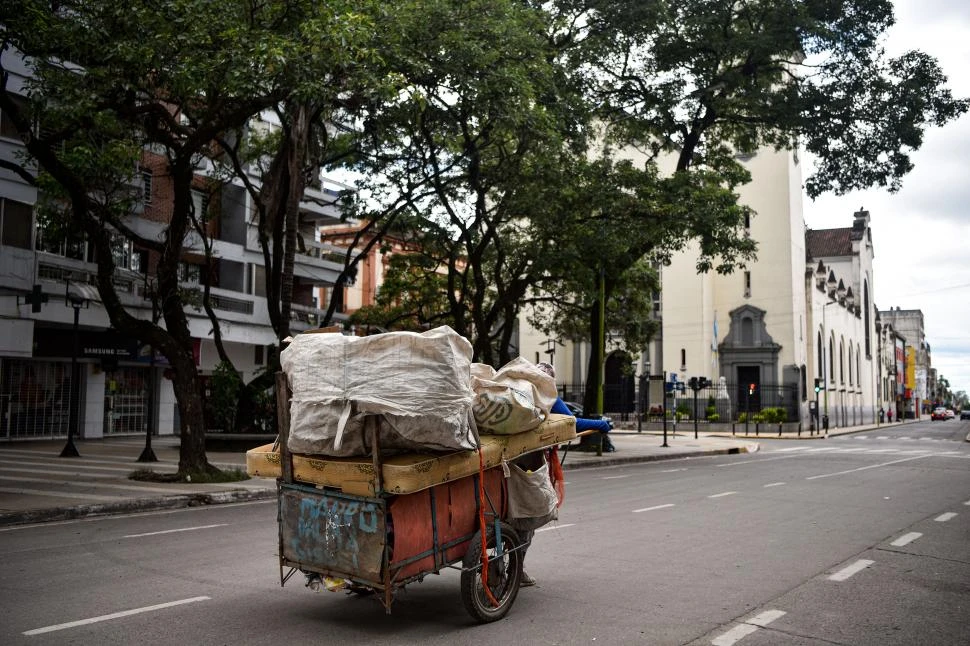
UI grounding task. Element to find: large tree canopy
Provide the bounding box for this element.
[0,0,385,473]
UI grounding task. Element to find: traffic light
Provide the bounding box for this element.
[814,378,821,393]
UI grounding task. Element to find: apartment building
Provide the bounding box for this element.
[0,48,344,441]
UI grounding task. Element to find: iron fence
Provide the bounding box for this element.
[559,380,801,423]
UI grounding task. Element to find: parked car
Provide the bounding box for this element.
[961,409,970,420]
[931,407,948,421]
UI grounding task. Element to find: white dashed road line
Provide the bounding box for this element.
[829,559,874,581]
[711,609,787,646]
[23,596,210,635]
[708,491,737,498]
[890,532,922,547]
[633,503,675,513]
[805,454,932,480]
[935,512,957,522]
[122,524,228,539]
[536,523,574,533]
[763,482,786,487]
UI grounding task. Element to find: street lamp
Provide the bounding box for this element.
[61,283,89,458]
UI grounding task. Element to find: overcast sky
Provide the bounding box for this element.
[802,0,970,398]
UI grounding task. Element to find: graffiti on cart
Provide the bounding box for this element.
[290,496,379,570]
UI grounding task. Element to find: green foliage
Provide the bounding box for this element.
[207,361,243,432]
[707,413,720,423]
[761,407,789,424]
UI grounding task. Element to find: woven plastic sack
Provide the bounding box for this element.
[280,326,478,456]
[471,357,558,434]
[505,454,558,530]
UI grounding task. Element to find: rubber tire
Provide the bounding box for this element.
[460,521,523,623]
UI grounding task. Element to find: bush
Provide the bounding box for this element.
[707,413,720,422]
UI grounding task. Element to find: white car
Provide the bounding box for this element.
[945,409,955,419]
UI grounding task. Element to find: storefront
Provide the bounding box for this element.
[0,327,158,440]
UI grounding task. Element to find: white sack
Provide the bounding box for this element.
[505,457,559,529]
[471,357,559,434]
[280,326,478,456]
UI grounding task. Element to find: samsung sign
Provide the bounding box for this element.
[33,328,139,360]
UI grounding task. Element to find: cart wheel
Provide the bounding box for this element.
[460,521,523,623]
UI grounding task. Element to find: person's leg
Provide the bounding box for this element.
[519,528,536,586]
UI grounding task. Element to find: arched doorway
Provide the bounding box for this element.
[604,351,635,416]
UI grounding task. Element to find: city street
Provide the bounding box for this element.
[1,419,968,645]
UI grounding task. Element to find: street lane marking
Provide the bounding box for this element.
[776,447,810,452]
[890,532,922,547]
[805,454,932,480]
[633,503,675,513]
[856,435,869,439]
[763,482,786,488]
[536,523,574,533]
[964,499,970,506]
[708,491,737,498]
[711,609,786,645]
[123,524,228,538]
[806,447,839,452]
[602,474,632,480]
[865,449,900,454]
[23,596,210,635]
[660,468,688,472]
[935,512,957,522]
[829,559,874,581]
[877,436,889,439]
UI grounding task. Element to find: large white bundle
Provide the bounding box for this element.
[471,357,559,434]
[280,326,478,456]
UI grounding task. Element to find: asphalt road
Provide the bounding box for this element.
[1,419,967,645]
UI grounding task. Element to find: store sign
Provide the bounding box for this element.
[33,328,139,360]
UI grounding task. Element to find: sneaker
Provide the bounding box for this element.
[520,570,536,587]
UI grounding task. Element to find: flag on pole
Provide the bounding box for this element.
[711,313,719,370]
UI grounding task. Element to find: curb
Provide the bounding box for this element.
[0,488,276,529]
[562,443,759,469]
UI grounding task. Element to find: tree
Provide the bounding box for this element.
[0,1,353,474]
[343,0,606,365]
[536,0,968,403]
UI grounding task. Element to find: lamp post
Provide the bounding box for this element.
[60,285,87,458]
[138,279,160,462]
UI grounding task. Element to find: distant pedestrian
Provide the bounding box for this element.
[887,409,893,423]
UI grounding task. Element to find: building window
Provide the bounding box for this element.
[254,345,264,366]
[680,348,686,371]
[743,271,751,298]
[839,340,845,384]
[0,94,27,140]
[140,167,153,205]
[0,198,33,249]
[191,189,209,219]
[828,337,834,381]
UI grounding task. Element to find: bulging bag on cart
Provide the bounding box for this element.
[505,454,558,531]
[280,326,478,456]
[471,357,558,434]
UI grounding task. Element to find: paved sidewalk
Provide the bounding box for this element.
[0,430,761,528]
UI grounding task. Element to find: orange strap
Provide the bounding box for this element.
[548,446,565,507]
[476,446,500,608]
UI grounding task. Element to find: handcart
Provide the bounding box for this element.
[273,373,530,623]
